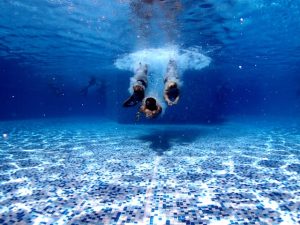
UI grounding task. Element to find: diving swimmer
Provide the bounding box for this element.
[123,60,180,120]
[123,63,148,107]
[139,97,162,118]
[164,59,180,106]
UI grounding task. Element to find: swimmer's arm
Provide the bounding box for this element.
[157,105,162,114]
[145,109,154,118]
[164,90,172,105]
[164,91,168,101]
[173,96,180,104]
[152,105,162,117]
[140,106,152,117]
[139,105,146,113]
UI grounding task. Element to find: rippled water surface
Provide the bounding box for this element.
[1,0,299,75]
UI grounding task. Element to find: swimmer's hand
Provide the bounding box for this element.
[167,97,179,106]
[167,101,174,106]
[173,98,179,105]
[146,112,154,118]
[167,100,177,106]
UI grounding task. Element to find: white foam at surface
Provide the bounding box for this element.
[114,46,211,74]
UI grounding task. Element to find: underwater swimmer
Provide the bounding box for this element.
[139,97,162,118]
[80,76,97,97]
[123,63,148,107]
[164,59,180,106]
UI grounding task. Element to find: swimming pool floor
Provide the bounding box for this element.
[0,119,299,224]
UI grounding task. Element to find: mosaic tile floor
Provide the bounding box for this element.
[0,118,299,225]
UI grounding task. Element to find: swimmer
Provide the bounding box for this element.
[80,76,97,97]
[123,63,148,107]
[164,59,180,106]
[139,97,162,118]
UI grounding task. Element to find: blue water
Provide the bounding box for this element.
[0,0,300,224]
[0,0,299,121]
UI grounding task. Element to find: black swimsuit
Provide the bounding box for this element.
[168,87,179,101]
[123,81,146,107]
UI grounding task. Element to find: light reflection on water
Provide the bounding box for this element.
[0,0,299,75]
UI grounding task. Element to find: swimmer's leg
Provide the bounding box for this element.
[123,95,139,107]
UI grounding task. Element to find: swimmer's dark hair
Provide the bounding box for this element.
[145,97,157,111]
[169,82,178,89]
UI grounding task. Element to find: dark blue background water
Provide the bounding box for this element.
[0,0,299,123]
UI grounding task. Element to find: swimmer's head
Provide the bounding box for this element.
[168,82,177,89]
[145,97,157,111]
